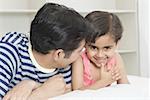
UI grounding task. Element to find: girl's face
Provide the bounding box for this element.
[86,34,117,67]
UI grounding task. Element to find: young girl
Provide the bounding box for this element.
[72,11,129,90]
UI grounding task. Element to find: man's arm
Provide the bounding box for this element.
[3,74,69,100]
[3,80,41,100]
[28,74,69,100]
[0,43,17,99]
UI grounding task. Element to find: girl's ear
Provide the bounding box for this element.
[53,49,65,61]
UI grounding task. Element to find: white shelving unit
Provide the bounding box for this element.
[0,10,37,13]
[0,0,45,35]
[115,0,139,75]
[0,0,140,76]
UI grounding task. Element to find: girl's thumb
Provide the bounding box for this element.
[101,63,105,70]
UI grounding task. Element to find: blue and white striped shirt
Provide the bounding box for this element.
[0,32,71,99]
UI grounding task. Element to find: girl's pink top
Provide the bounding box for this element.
[81,51,116,87]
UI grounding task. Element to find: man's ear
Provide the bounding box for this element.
[53,49,65,61]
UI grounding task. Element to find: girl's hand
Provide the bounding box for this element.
[3,80,41,100]
[100,64,121,85]
[110,65,121,81]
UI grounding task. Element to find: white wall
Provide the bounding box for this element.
[0,0,45,10]
[149,1,150,77]
[0,0,28,9]
[138,0,150,77]
[0,0,41,35]
[46,0,116,12]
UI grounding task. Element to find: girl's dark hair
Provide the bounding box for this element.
[85,11,123,43]
[30,3,93,57]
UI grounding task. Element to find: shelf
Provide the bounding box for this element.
[80,9,136,15]
[80,9,136,16]
[0,9,136,14]
[117,50,136,54]
[107,10,136,13]
[0,9,37,14]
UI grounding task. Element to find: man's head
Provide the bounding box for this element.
[30,3,94,67]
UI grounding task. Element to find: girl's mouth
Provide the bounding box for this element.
[94,57,108,65]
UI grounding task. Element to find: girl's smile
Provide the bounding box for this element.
[93,56,108,65]
[86,34,117,67]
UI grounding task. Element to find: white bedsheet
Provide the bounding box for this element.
[51,75,150,100]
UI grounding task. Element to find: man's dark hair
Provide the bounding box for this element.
[30,3,93,57]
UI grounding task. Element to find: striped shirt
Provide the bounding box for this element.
[0,32,71,99]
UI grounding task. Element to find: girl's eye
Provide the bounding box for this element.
[90,45,98,50]
[103,47,112,51]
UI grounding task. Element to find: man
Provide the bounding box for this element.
[0,3,93,100]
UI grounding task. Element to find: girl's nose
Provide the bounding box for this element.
[96,50,105,57]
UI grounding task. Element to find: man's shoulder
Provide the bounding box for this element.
[59,65,72,72]
[0,32,29,47]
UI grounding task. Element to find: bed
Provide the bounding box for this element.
[51,75,149,100]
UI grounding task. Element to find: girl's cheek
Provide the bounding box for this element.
[107,51,115,57]
[90,50,97,57]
